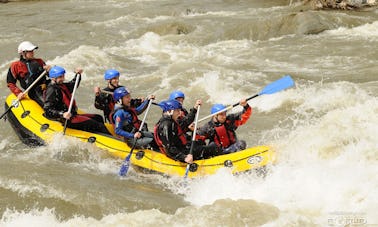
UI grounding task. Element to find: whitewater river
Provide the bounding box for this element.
[0,0,377,226]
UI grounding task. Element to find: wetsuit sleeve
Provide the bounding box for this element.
[158,120,187,162]
[182,107,189,116]
[135,99,149,115]
[94,93,109,110]
[178,107,197,130]
[113,110,135,139]
[43,85,64,120]
[66,74,82,93]
[233,104,252,127]
[6,66,23,96]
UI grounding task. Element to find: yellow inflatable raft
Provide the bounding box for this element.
[4,93,276,178]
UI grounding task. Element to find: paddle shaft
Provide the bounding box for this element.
[127,99,154,154]
[189,105,201,155]
[198,75,294,123]
[0,70,47,120]
[99,90,159,107]
[100,90,113,95]
[184,105,201,178]
[198,94,258,123]
[119,99,153,176]
[63,74,80,135]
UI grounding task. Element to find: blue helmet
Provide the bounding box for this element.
[104,69,120,80]
[211,104,227,114]
[113,87,130,102]
[158,99,182,112]
[49,66,66,78]
[169,90,185,100]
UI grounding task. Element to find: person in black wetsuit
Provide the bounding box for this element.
[93,69,143,123]
[154,99,218,163]
[43,66,110,135]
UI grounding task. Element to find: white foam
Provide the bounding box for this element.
[0,177,74,201]
[324,21,378,39]
[47,45,112,79]
[160,80,378,225]
[0,208,61,227]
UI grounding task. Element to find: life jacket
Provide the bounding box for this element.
[59,83,77,114]
[213,120,236,148]
[101,86,119,122]
[100,93,115,123]
[154,118,187,154]
[108,110,115,125]
[153,124,166,154]
[108,103,121,126]
[112,106,142,133]
[128,108,142,131]
[8,58,45,94]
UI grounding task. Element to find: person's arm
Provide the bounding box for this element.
[94,92,109,110]
[135,98,149,114]
[66,73,82,93]
[135,95,155,114]
[179,99,201,129]
[6,66,23,96]
[233,104,252,127]
[181,107,198,129]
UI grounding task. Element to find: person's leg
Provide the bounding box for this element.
[69,115,110,135]
[136,137,153,147]
[192,141,219,160]
[222,143,238,154]
[222,140,246,154]
[128,137,153,148]
[81,114,110,134]
[82,113,104,124]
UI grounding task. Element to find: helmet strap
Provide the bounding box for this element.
[108,80,118,89]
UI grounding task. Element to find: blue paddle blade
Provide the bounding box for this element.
[119,154,131,176]
[259,75,294,95]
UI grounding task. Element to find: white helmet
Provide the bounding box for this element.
[18,41,38,54]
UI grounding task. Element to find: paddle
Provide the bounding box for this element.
[119,98,153,177]
[0,70,47,120]
[99,90,113,95]
[184,104,201,178]
[63,73,80,135]
[99,90,159,106]
[198,75,294,122]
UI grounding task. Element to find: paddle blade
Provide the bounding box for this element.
[259,75,294,95]
[119,154,132,176]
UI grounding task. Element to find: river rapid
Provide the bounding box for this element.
[0,0,377,226]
